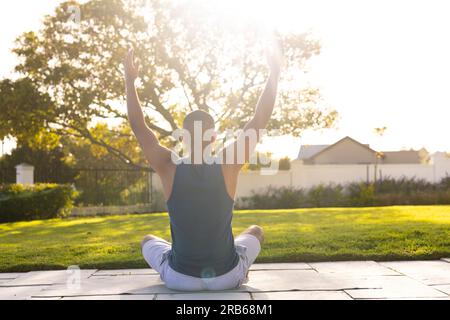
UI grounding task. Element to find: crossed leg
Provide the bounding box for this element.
[238,225,264,245]
[141,234,166,248]
[141,226,263,288]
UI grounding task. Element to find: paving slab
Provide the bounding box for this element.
[0,286,49,300]
[156,292,251,300]
[380,261,450,285]
[2,269,97,287]
[33,275,174,298]
[238,270,380,292]
[0,280,13,286]
[432,284,450,295]
[310,261,400,276]
[93,269,158,276]
[62,294,155,300]
[345,276,448,299]
[1,260,448,300]
[0,273,26,280]
[250,263,312,271]
[252,291,352,300]
[32,270,379,298]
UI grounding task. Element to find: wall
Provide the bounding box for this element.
[291,161,370,190]
[236,171,293,197]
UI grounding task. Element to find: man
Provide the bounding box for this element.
[124,44,282,291]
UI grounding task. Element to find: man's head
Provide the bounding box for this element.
[182,110,216,157]
[183,110,215,133]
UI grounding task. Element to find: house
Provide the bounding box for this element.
[297,136,429,165]
[381,149,430,164]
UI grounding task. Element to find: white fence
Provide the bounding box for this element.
[151,152,450,199]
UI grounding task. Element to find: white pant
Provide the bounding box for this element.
[142,234,261,291]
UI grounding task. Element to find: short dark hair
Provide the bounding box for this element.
[183,110,215,132]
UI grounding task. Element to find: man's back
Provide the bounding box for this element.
[167,161,240,278]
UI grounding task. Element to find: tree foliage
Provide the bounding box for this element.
[1,0,337,167]
[0,78,54,142]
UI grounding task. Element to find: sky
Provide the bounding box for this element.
[1,0,450,158]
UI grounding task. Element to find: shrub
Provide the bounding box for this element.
[307,184,347,207]
[0,184,79,223]
[239,186,306,209]
[373,190,450,206]
[438,176,450,190]
[238,176,450,210]
[347,183,375,206]
[374,177,435,194]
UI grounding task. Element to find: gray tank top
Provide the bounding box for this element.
[166,161,239,278]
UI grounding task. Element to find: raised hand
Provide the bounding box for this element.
[124,49,140,82]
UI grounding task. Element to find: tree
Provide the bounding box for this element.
[373,126,388,183]
[62,123,143,169]
[2,0,337,168]
[374,127,387,137]
[61,123,150,205]
[0,143,75,184]
[245,153,291,171]
[0,78,54,143]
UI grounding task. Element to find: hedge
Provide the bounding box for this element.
[237,177,450,209]
[0,184,79,223]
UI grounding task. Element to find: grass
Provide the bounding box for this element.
[0,205,449,272]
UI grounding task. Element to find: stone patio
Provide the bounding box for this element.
[1,259,450,300]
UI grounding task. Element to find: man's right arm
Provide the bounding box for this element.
[220,42,283,199]
[223,43,282,172]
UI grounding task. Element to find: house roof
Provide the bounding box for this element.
[298,136,377,161]
[297,145,329,160]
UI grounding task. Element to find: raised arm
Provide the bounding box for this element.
[222,42,282,171]
[244,55,281,137]
[124,49,173,174]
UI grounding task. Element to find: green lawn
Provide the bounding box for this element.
[0,205,449,272]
